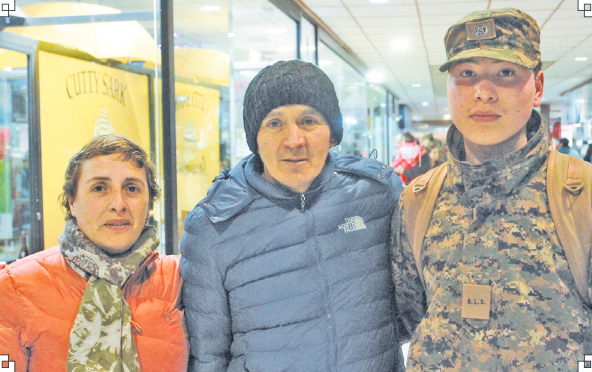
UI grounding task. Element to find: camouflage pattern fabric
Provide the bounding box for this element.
[59,220,158,372]
[439,8,540,72]
[392,110,592,371]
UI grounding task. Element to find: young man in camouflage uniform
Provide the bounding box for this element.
[391,8,590,371]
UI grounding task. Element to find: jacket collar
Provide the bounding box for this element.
[200,152,393,223]
[446,109,548,216]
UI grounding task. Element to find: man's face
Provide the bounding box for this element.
[257,104,336,193]
[447,57,544,148]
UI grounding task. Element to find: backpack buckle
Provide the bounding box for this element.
[565,179,583,195]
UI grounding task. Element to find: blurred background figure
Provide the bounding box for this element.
[391,132,427,184]
[557,138,580,158]
[584,142,592,163]
[403,144,445,183]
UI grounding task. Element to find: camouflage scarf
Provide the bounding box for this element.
[59,219,158,372]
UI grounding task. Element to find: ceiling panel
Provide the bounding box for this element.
[309,0,591,120]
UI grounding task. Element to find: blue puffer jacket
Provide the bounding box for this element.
[181,152,405,372]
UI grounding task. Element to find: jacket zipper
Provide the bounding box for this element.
[300,193,306,212]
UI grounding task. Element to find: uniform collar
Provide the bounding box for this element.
[446,109,548,210]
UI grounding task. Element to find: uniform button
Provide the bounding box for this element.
[334,171,337,175]
[164,313,171,323]
[203,202,210,206]
[378,174,386,179]
[213,216,219,220]
[382,165,389,169]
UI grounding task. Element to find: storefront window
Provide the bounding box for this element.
[562,83,592,155]
[318,42,367,157]
[0,49,29,263]
[367,84,388,164]
[300,17,316,64]
[173,0,230,235]
[5,1,160,251]
[230,0,298,165]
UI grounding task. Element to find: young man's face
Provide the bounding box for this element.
[257,104,336,194]
[447,57,544,149]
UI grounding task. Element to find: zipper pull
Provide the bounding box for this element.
[300,193,305,212]
[130,319,143,335]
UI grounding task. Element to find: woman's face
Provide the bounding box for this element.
[68,154,149,254]
[429,148,440,162]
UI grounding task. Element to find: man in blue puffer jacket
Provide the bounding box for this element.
[180,60,406,372]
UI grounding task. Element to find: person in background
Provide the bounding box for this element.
[584,142,592,163]
[403,145,444,182]
[180,60,405,372]
[392,8,591,371]
[0,135,188,372]
[557,137,580,157]
[427,146,444,168]
[391,132,427,184]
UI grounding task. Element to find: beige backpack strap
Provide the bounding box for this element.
[547,151,592,307]
[401,163,448,289]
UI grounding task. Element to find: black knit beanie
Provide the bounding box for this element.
[243,60,343,154]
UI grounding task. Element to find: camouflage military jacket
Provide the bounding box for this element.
[392,110,592,371]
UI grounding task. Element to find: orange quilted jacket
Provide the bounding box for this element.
[0,246,188,372]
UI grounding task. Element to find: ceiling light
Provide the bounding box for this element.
[201,5,221,11]
[443,114,451,120]
[319,60,333,66]
[391,38,411,51]
[344,116,358,125]
[3,67,12,72]
[366,71,384,83]
[381,103,386,108]
[52,25,74,31]
[575,57,588,62]
[266,28,287,34]
[422,101,429,106]
[412,84,421,88]
[276,46,295,52]
[228,32,235,38]
[369,0,390,3]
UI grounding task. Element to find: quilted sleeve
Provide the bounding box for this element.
[0,269,29,372]
[180,212,231,372]
[390,199,427,343]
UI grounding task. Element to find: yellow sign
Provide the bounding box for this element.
[39,51,150,248]
[175,81,220,229]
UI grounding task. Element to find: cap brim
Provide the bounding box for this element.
[439,48,539,72]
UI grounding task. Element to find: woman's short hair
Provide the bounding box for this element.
[59,135,160,221]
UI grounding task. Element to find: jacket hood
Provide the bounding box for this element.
[199,152,393,223]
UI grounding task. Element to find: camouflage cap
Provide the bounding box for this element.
[439,8,540,72]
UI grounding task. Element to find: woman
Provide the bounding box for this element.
[0,135,188,372]
[391,132,427,184]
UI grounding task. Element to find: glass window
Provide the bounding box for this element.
[173,0,230,236]
[6,0,160,250]
[300,17,316,64]
[318,42,367,157]
[230,0,298,165]
[0,49,29,263]
[367,84,388,164]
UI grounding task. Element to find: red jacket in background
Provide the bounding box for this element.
[0,246,189,372]
[391,142,427,184]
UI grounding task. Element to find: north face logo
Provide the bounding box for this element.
[338,216,366,233]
